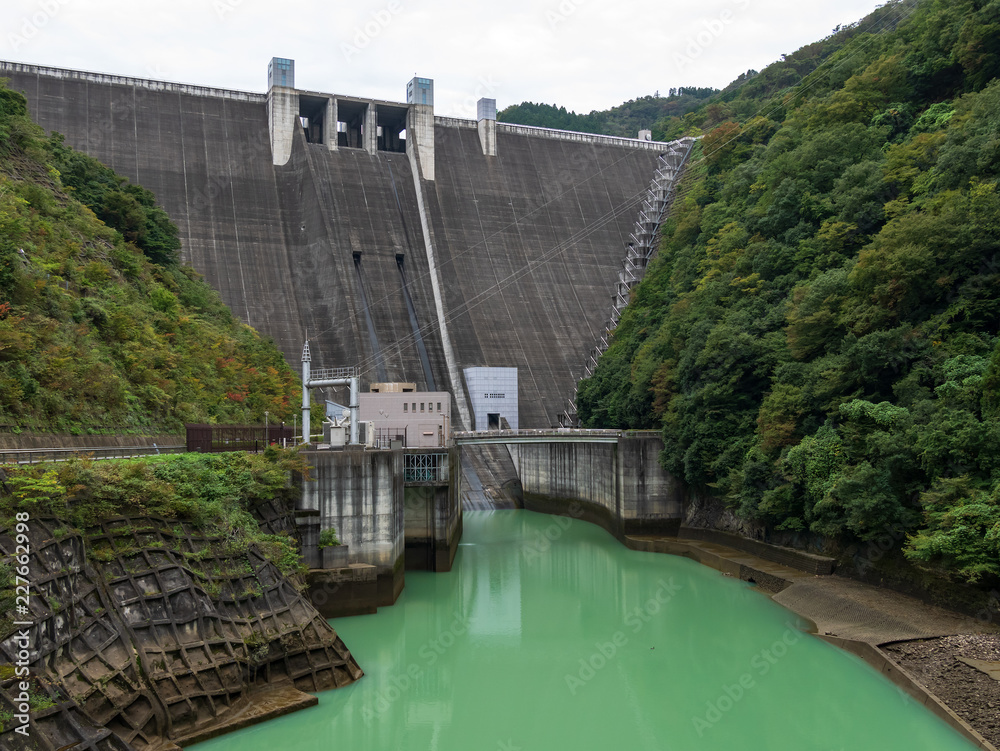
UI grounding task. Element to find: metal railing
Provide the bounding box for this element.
[0,61,265,102]
[373,428,407,449]
[404,452,448,483]
[308,366,360,381]
[453,429,661,444]
[497,122,676,150]
[0,444,186,465]
[185,424,294,453]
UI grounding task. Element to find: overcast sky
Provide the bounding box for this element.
[3,0,889,119]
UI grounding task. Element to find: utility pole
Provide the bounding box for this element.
[300,341,361,445]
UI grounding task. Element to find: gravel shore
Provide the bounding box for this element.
[886,634,1000,747]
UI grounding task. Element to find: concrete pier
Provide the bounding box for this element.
[403,447,462,571]
[300,446,463,617]
[508,433,685,537]
[300,449,405,609]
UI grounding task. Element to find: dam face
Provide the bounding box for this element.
[1,61,689,428]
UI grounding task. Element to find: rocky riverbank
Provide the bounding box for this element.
[887,635,1000,748]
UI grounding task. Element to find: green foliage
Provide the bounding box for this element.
[8,469,65,513]
[0,79,300,432]
[0,558,14,640]
[318,527,340,548]
[28,691,55,712]
[905,477,1000,582]
[497,88,719,138]
[244,630,270,664]
[47,133,181,266]
[258,534,306,576]
[0,449,307,573]
[578,0,1000,579]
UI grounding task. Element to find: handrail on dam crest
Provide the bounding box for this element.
[433,116,682,150]
[0,60,265,102]
[453,429,660,445]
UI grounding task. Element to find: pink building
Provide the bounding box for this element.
[359,391,451,447]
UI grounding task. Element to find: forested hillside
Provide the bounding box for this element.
[0,81,299,433]
[577,0,1000,582]
[497,87,719,138]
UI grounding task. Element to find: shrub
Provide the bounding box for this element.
[318,528,340,548]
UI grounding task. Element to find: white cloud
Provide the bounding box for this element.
[1,0,890,116]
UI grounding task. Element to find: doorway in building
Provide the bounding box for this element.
[487,413,501,430]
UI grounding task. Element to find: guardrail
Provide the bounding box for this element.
[496,123,675,150]
[0,61,266,102]
[452,429,661,444]
[0,445,186,465]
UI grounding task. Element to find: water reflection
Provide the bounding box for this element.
[193,510,975,751]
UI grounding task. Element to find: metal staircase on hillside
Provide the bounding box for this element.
[561,137,697,427]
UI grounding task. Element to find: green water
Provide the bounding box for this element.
[195,510,975,750]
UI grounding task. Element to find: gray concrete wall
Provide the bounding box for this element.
[403,447,462,571]
[510,435,684,536]
[425,124,664,427]
[300,449,404,605]
[2,63,674,428]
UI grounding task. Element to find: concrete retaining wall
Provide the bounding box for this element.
[403,448,462,572]
[307,564,380,619]
[0,432,182,450]
[678,527,836,575]
[300,449,404,607]
[511,435,684,537]
[626,535,743,575]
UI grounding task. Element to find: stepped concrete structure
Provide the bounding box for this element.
[0,59,694,429]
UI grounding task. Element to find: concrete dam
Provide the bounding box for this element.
[0,59,694,428]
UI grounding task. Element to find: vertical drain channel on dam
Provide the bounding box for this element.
[352,252,387,382]
[396,254,436,391]
[386,158,435,391]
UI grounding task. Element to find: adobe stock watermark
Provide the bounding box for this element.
[361,610,468,723]
[520,503,583,563]
[546,0,587,30]
[459,74,501,119]
[7,0,72,53]
[853,520,916,577]
[691,624,803,736]
[973,588,1000,627]
[213,0,244,20]
[673,0,751,72]
[542,145,600,198]
[188,139,271,210]
[341,1,403,63]
[565,577,683,695]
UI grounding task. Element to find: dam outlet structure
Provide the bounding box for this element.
[0,58,695,429]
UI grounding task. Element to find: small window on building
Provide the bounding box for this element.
[437,402,441,412]
[421,403,425,412]
[404,403,408,412]
[412,403,417,412]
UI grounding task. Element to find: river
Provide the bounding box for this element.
[193,510,975,750]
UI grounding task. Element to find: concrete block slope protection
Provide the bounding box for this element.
[0,60,695,429]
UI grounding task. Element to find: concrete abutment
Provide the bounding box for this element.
[300,447,462,618]
[511,435,686,540]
